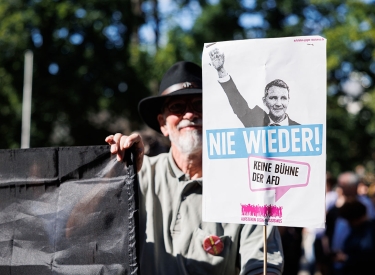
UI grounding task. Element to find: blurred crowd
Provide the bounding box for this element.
[281,168,375,275]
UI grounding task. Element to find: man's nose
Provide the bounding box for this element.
[183,112,196,120]
[183,106,199,119]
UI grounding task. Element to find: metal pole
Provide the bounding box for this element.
[21,50,34,148]
[263,225,267,275]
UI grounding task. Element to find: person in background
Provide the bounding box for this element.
[278,226,303,275]
[357,177,370,196]
[326,171,375,275]
[335,199,375,275]
[301,172,337,275]
[106,61,284,275]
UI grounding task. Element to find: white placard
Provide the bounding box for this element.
[202,36,326,228]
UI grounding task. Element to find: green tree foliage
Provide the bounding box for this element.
[0,0,150,148]
[153,0,375,176]
[312,0,375,176]
[2,0,375,176]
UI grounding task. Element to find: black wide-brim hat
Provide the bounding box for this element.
[138,61,202,133]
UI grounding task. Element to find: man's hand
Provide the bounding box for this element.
[209,48,228,78]
[105,133,144,172]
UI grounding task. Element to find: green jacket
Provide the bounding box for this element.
[137,151,284,275]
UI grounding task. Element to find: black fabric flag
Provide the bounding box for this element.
[0,146,138,275]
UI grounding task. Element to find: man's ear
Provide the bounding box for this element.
[262,97,266,106]
[157,114,169,137]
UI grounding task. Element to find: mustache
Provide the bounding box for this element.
[177,119,203,130]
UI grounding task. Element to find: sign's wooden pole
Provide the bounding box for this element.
[263,225,267,275]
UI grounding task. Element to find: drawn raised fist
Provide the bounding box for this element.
[209,48,225,71]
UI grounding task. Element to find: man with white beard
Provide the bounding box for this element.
[105,61,284,275]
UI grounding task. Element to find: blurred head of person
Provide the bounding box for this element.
[337,171,360,198]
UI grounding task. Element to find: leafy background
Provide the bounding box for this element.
[1,0,375,178]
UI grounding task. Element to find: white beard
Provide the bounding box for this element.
[167,119,202,155]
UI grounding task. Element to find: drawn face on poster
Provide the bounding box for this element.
[202,36,326,228]
[263,82,289,123]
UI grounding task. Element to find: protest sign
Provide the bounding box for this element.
[202,36,326,228]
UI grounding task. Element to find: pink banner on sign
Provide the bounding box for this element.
[248,156,311,202]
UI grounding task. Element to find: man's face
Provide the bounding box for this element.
[157,95,203,154]
[263,86,289,121]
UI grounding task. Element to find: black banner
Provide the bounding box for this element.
[0,146,138,275]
